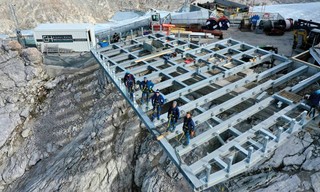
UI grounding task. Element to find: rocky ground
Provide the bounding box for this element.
[1,38,320,192]
[223,129,320,192]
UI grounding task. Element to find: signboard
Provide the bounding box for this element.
[42,35,73,43]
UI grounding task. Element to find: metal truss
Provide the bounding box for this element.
[92,33,320,191]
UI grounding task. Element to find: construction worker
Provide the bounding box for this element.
[167,101,180,132]
[124,72,135,100]
[112,32,120,43]
[151,89,164,121]
[306,89,320,118]
[139,77,154,104]
[182,112,195,146]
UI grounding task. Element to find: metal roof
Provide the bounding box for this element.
[34,23,93,32]
[214,0,248,9]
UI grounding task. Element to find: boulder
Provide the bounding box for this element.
[21,48,42,64]
[265,135,304,168]
[2,59,26,87]
[142,169,164,192]
[21,128,31,138]
[311,172,320,192]
[2,155,28,183]
[255,174,301,192]
[302,181,312,191]
[302,132,313,147]
[28,151,42,167]
[20,107,30,118]
[5,41,22,52]
[303,145,314,160]
[283,154,305,166]
[0,72,16,90]
[44,75,66,90]
[0,113,15,147]
[25,66,42,81]
[302,157,320,171]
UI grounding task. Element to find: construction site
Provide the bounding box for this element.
[1,0,320,192]
[88,1,320,190]
[91,30,320,191]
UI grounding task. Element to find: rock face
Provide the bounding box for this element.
[0,40,47,148]
[0,43,190,192]
[0,0,185,35]
[0,0,317,35]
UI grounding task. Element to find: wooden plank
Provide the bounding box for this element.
[134,50,173,63]
[157,131,171,140]
[170,30,193,34]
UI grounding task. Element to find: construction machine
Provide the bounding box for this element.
[309,28,320,65]
[292,19,320,51]
[150,13,224,39]
[239,15,252,32]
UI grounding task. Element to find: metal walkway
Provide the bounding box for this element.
[91,33,320,191]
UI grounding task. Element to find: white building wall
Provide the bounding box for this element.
[34,28,95,52]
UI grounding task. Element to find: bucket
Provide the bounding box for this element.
[99,41,109,47]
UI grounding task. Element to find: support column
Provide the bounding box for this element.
[226,156,233,173]
[205,164,211,182]
[246,146,253,165]
[288,118,296,133]
[112,70,116,80]
[133,94,138,108]
[276,127,283,142]
[300,111,307,125]
[107,62,110,72]
[262,136,269,154]
[118,77,123,90]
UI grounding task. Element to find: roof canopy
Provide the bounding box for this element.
[34,23,93,32]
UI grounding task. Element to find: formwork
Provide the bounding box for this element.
[91,33,320,191]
